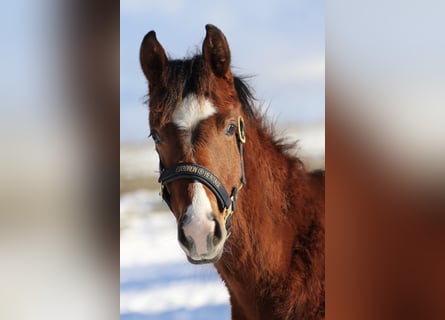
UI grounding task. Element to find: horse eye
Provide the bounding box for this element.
[150,131,162,144]
[225,123,237,136]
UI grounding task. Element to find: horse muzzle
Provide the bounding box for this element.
[158,163,240,264]
[176,182,227,264]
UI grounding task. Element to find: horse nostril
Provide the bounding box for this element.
[178,216,193,250]
[179,213,191,226]
[213,217,222,246]
[178,225,190,248]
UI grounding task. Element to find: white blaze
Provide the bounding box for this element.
[182,183,215,256]
[173,94,217,257]
[172,94,216,131]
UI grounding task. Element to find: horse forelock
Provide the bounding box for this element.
[148,55,210,127]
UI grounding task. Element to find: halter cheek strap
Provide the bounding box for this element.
[158,116,247,235]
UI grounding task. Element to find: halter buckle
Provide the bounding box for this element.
[223,201,234,239]
[237,116,246,144]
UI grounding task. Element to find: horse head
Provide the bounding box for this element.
[140,25,246,264]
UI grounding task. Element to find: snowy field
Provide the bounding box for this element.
[120,123,324,319]
[120,189,231,320]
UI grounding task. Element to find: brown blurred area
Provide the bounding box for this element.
[326,93,445,320]
[63,0,120,256]
[326,1,445,318]
[61,0,121,316]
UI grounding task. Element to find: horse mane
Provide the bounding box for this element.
[233,75,304,166]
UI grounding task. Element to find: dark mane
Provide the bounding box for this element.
[233,75,301,161]
[233,76,257,120]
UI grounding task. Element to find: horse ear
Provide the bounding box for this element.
[140,31,168,85]
[202,24,231,78]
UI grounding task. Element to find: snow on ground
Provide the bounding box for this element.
[120,122,324,319]
[120,191,231,319]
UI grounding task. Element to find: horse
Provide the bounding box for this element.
[140,24,325,320]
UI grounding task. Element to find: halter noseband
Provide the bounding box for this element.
[158,116,246,236]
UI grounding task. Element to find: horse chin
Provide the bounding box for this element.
[186,251,223,265]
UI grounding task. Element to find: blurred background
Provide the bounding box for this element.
[327,2,445,319]
[0,0,119,319]
[120,1,325,319]
[1,0,444,319]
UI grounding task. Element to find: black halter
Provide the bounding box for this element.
[158,116,246,235]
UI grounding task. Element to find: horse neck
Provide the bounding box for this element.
[215,121,325,319]
[217,122,313,282]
